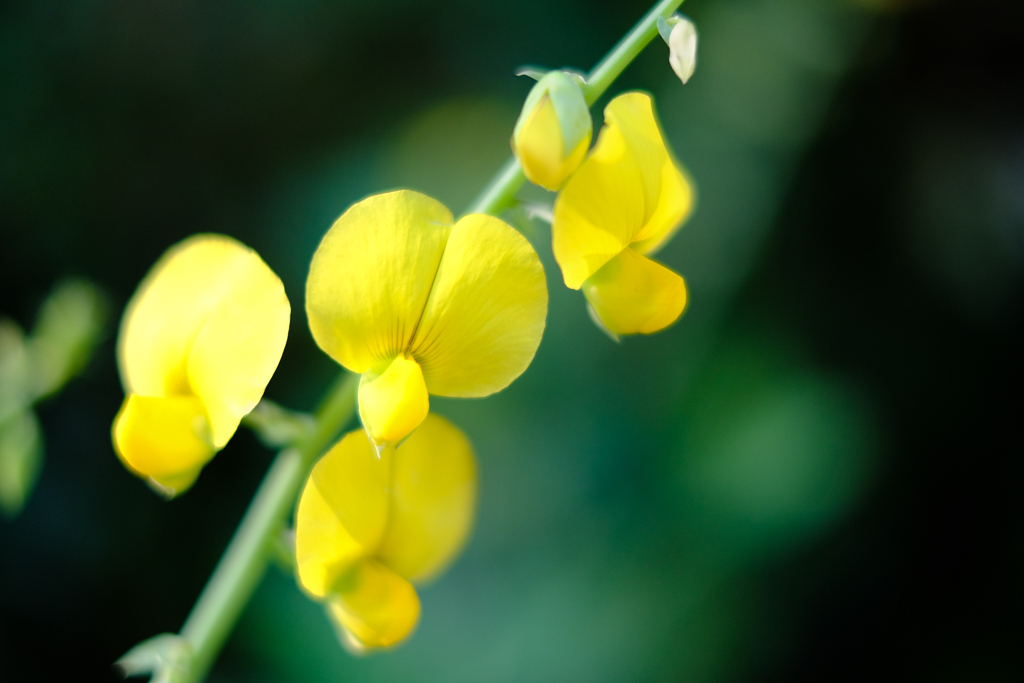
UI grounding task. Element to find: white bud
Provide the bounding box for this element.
[668,18,697,84]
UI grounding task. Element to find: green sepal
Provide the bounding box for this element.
[270,527,297,573]
[561,69,588,87]
[657,14,686,44]
[514,65,549,81]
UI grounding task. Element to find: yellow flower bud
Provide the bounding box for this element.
[512,71,592,191]
[112,235,290,497]
[295,413,476,651]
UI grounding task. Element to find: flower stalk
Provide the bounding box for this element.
[176,371,358,683]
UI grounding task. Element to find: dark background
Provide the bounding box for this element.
[1,0,1021,681]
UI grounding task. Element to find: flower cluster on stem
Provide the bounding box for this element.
[112,1,696,679]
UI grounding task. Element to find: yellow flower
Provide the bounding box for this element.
[512,71,592,191]
[552,92,695,337]
[306,190,547,447]
[112,235,290,497]
[295,413,476,651]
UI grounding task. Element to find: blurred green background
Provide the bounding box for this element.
[1,0,1021,680]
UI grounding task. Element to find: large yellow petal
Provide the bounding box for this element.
[551,92,694,288]
[326,559,421,651]
[409,213,547,397]
[295,429,391,597]
[187,245,290,448]
[306,191,454,374]
[630,159,694,255]
[581,247,687,336]
[112,393,214,497]
[118,235,264,397]
[377,413,476,583]
[357,354,430,445]
[602,92,694,255]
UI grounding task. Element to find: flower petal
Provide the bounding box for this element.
[627,152,694,256]
[377,413,476,583]
[306,190,454,374]
[112,393,214,497]
[118,235,268,397]
[602,92,694,255]
[551,122,646,289]
[357,355,430,445]
[326,559,421,651]
[186,246,290,448]
[581,247,687,336]
[295,429,391,597]
[409,213,547,397]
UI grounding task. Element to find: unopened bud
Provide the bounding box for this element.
[668,17,697,84]
[512,71,592,191]
[658,15,698,85]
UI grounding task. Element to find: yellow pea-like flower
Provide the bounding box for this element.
[552,92,695,337]
[112,235,290,497]
[295,413,476,651]
[306,189,547,447]
[512,71,592,191]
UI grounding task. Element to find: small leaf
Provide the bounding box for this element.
[0,410,43,519]
[0,318,31,425]
[29,279,108,399]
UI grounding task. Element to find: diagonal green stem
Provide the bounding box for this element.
[463,0,684,216]
[580,0,684,106]
[177,371,359,683]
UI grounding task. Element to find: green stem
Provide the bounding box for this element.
[178,371,359,683]
[463,0,684,216]
[462,155,527,219]
[581,0,683,106]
